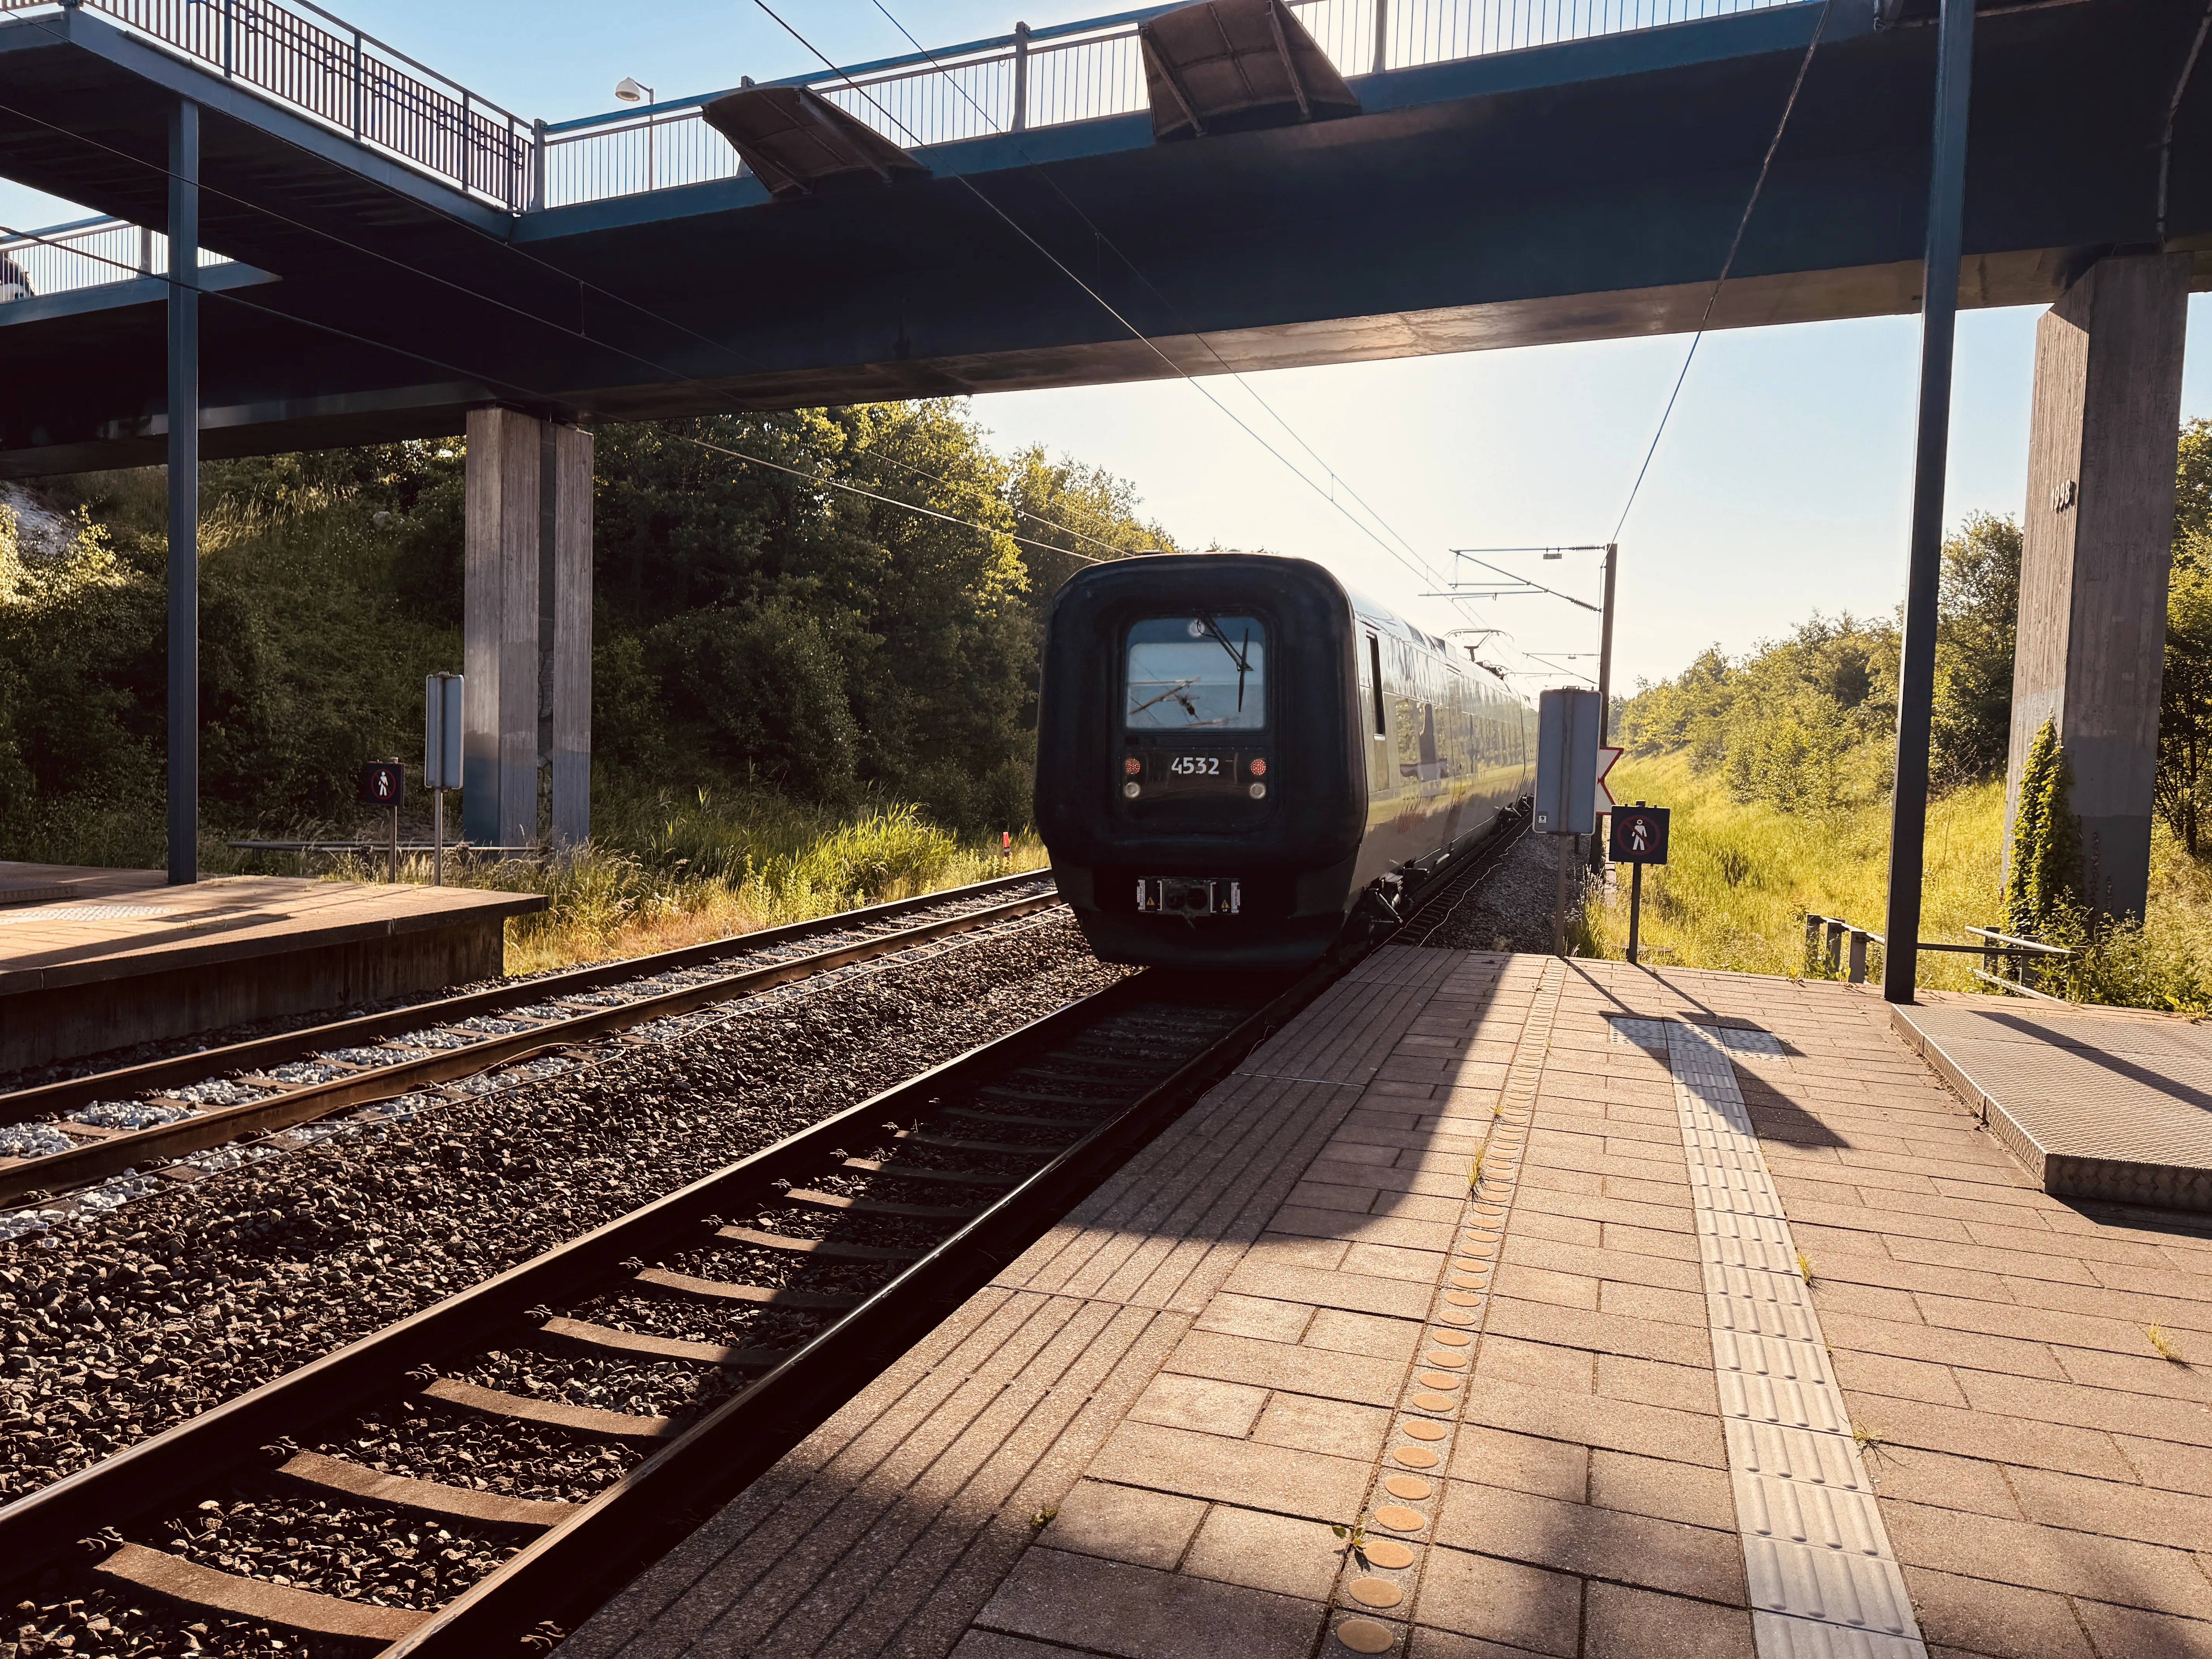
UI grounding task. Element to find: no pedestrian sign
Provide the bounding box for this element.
[359,762,406,809]
[1609,804,1669,864]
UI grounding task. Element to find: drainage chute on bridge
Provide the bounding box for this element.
[1139,0,1362,143]
[701,84,929,198]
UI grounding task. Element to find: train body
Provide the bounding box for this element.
[1035,553,1536,969]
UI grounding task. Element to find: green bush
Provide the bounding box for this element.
[2005,716,2081,937]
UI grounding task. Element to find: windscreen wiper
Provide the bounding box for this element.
[1195,617,1254,713]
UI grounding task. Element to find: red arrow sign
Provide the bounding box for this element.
[1596,745,1624,811]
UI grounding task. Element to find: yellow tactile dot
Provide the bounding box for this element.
[1450,1259,1489,1273]
[1374,1504,1427,1531]
[1429,1329,1472,1346]
[1458,1239,1498,1255]
[1383,1474,1433,1501]
[1364,1540,1416,1570]
[1336,1617,1395,1653]
[1389,1445,1439,1469]
[1349,1578,1405,1609]
[1473,1203,1507,1218]
[1400,1419,1447,1441]
[1417,1371,1460,1391]
[1422,1351,1468,1369]
[1435,1308,1475,1326]
[1445,1290,1482,1306]
[1410,1391,1456,1412]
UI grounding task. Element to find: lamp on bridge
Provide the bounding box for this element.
[615,79,657,191]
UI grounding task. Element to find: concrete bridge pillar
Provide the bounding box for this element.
[2007,253,2190,921]
[461,407,592,848]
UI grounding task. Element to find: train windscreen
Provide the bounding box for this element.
[1124,615,1267,730]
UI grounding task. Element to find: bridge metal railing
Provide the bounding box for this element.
[2,0,1800,292]
[0,215,233,299]
[0,0,532,210]
[536,0,1800,208]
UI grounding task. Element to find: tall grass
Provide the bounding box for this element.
[248,796,1048,978]
[1585,754,2212,1012]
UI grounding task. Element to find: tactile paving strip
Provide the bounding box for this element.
[1660,1019,1928,1659]
[1323,958,1565,1655]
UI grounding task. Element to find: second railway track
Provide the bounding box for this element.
[0,820,1525,1659]
[0,871,1063,1218]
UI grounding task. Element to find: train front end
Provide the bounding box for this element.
[1035,554,1366,970]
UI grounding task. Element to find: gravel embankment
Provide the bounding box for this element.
[0,912,1118,1512]
[1414,832,1598,953]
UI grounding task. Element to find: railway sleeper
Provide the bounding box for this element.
[537,1314,791,1369]
[941,1105,1094,1128]
[416,1377,680,1443]
[631,1266,862,1309]
[975,1084,1134,1109]
[710,1224,921,1261]
[273,1448,578,1530]
[894,1129,1059,1155]
[783,1188,986,1219]
[96,1541,429,1644]
[837,1156,1020,1185]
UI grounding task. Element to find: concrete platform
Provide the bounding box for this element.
[0,860,543,1070]
[1893,1000,2212,1213]
[562,953,2212,1659]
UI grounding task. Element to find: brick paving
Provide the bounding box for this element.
[560,953,2212,1659]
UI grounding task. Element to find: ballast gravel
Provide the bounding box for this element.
[0,912,1121,1512]
[1413,829,1594,954]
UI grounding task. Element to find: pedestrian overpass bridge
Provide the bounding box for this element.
[0,0,2200,474]
[0,0,2203,953]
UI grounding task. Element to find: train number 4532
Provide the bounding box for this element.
[1167,755,1222,776]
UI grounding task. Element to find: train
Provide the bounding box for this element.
[1034,552,1537,970]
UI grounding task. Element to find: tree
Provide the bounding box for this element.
[1930,513,2021,783]
[2006,716,2081,936]
[2159,564,2212,855]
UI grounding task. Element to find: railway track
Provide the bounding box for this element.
[0,820,1525,1659]
[0,871,1062,1219]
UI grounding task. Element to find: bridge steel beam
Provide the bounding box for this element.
[166,97,198,886]
[2007,252,2190,923]
[461,409,592,850]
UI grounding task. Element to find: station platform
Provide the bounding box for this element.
[1894,1000,2212,1214]
[562,950,2212,1659]
[0,860,543,1070]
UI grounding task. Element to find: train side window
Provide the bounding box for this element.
[1367,634,1385,737]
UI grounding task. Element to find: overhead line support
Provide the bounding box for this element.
[168,96,201,886]
[1883,0,1975,1002]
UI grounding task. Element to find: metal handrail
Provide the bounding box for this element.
[5,0,1808,267]
[1802,912,2075,996]
[534,0,1803,209]
[0,215,234,300]
[1,0,531,209]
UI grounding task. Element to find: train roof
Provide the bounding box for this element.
[1082,550,1524,698]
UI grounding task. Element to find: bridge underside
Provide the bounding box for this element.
[1,0,2207,475]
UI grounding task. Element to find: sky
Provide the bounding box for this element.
[7,0,2212,693]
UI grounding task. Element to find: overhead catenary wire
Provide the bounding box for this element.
[862,0,1455,592]
[753,0,1483,631]
[1606,0,1832,544]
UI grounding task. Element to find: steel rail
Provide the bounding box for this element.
[0,819,1522,1650]
[0,972,1155,1581]
[0,872,1060,1206]
[387,819,1535,1657]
